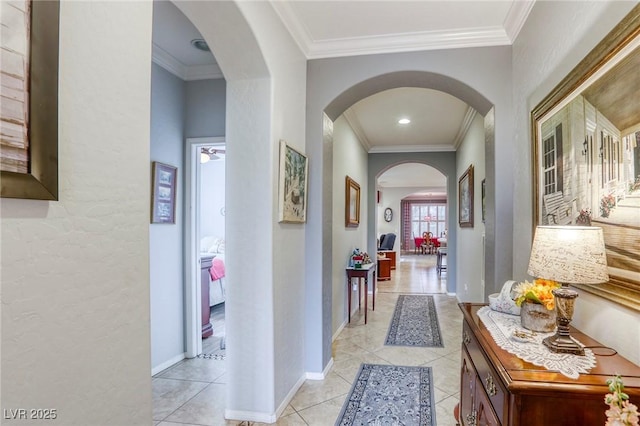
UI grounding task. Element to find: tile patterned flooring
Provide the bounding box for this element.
[153,254,461,425]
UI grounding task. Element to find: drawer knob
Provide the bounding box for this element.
[466,410,477,426]
[463,330,471,345]
[485,373,497,397]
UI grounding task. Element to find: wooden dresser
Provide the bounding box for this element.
[200,255,214,338]
[458,303,640,425]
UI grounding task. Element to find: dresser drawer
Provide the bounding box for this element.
[462,321,507,425]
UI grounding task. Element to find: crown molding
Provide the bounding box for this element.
[453,107,478,150]
[271,1,533,59]
[503,0,536,42]
[369,144,455,153]
[305,27,510,60]
[343,109,372,152]
[152,43,223,81]
[270,1,314,57]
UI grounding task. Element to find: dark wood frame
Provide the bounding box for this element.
[1,1,60,200]
[151,162,177,224]
[481,178,486,223]
[345,175,360,227]
[458,165,474,228]
[531,5,640,311]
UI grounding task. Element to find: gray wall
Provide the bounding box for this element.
[150,63,186,369]
[186,78,226,138]
[149,67,226,371]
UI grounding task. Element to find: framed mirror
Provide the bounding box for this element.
[345,175,360,227]
[531,5,640,311]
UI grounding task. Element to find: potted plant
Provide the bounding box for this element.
[512,279,561,332]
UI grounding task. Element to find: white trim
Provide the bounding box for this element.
[332,320,347,342]
[369,144,455,153]
[306,357,334,380]
[343,109,371,152]
[151,353,186,376]
[453,107,478,150]
[275,374,306,418]
[225,410,276,424]
[503,1,536,42]
[152,43,223,81]
[273,1,532,59]
[185,136,226,359]
[305,27,510,60]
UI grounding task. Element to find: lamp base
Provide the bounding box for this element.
[543,334,585,356]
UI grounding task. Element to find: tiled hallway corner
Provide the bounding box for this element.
[153,254,461,425]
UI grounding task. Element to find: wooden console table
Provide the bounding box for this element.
[346,263,376,324]
[458,303,640,425]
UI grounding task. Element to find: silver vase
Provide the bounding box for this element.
[520,302,556,332]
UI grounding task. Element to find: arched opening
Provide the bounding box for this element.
[306,68,496,377]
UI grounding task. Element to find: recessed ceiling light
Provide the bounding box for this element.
[398,118,411,124]
[191,39,210,52]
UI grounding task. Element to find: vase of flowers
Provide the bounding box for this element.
[512,279,561,332]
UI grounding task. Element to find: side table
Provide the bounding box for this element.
[345,263,376,324]
[377,258,391,281]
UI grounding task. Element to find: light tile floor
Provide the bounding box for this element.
[153,254,461,425]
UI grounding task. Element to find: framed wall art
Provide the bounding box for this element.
[1,0,60,200]
[151,162,177,224]
[481,178,486,223]
[278,140,308,223]
[345,175,360,227]
[531,5,640,311]
[458,165,474,228]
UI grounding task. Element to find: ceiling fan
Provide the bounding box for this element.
[200,147,226,163]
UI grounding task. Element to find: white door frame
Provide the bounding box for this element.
[185,136,226,358]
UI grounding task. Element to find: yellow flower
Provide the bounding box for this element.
[512,279,561,310]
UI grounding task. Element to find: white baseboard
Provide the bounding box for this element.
[151,352,186,376]
[447,291,457,297]
[225,410,276,424]
[306,357,334,380]
[333,319,347,341]
[275,374,306,418]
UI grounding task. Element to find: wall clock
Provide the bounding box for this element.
[384,207,393,222]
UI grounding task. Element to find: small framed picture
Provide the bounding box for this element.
[458,165,474,228]
[345,176,361,227]
[482,178,486,223]
[151,162,177,224]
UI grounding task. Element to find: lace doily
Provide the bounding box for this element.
[477,306,596,379]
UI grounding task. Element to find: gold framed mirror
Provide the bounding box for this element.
[531,5,640,312]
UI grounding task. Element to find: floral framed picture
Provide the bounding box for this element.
[458,165,474,228]
[151,162,177,224]
[278,140,308,223]
[345,175,360,227]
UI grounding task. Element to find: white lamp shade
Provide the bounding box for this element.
[527,226,609,284]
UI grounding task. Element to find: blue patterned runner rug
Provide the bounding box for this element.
[335,364,436,426]
[385,295,443,347]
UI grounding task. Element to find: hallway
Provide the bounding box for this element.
[152,254,461,425]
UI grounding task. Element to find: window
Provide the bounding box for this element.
[411,203,447,237]
[542,123,563,195]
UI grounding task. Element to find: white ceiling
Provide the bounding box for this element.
[152,0,534,193]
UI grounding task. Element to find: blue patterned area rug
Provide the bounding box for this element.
[385,295,443,347]
[335,364,436,426]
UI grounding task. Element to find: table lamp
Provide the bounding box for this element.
[527,226,609,356]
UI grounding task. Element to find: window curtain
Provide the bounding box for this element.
[401,200,411,250]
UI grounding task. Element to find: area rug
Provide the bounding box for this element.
[385,295,443,347]
[335,364,436,426]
